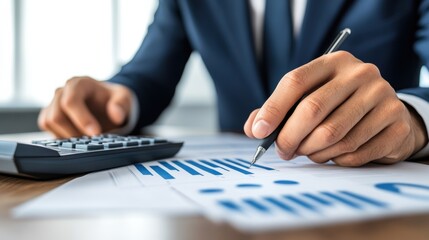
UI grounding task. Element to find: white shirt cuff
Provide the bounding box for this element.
[397,93,429,158]
[108,87,140,135]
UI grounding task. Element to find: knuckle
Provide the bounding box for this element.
[54,87,63,96]
[331,50,354,61]
[65,76,92,88]
[276,136,296,152]
[301,97,325,119]
[308,154,329,164]
[60,94,76,109]
[353,63,381,81]
[338,135,359,153]
[65,77,80,86]
[371,80,394,97]
[327,51,357,66]
[318,123,344,145]
[361,63,380,76]
[262,101,284,119]
[281,70,307,92]
[389,100,408,116]
[336,154,365,167]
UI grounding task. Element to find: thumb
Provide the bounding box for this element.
[106,87,131,126]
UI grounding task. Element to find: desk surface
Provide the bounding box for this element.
[1,132,429,240]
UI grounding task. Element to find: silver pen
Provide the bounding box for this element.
[250,28,352,167]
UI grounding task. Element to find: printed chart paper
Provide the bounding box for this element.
[13,134,429,232]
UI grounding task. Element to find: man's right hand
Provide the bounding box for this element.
[38,76,133,138]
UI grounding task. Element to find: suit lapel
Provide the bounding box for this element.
[293,0,349,68]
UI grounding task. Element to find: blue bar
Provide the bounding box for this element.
[339,191,389,208]
[150,166,175,180]
[302,193,333,206]
[213,159,254,175]
[236,183,262,188]
[172,160,202,176]
[321,192,363,210]
[134,164,152,176]
[224,158,251,169]
[200,188,224,194]
[159,161,179,171]
[199,160,229,171]
[218,200,242,212]
[263,197,299,215]
[235,158,275,170]
[185,160,223,175]
[284,195,319,213]
[243,198,270,213]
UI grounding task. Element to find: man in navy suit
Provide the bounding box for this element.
[38,0,429,166]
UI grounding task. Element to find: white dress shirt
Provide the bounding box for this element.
[119,0,429,158]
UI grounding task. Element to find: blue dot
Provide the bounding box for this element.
[273,180,299,185]
[236,183,262,188]
[199,188,224,194]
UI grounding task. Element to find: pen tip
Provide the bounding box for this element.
[250,146,266,168]
[249,158,257,168]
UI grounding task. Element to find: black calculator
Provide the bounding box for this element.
[0,134,183,179]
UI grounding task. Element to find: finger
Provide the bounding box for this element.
[297,78,389,156]
[252,51,357,139]
[308,94,404,163]
[43,89,82,138]
[45,106,82,138]
[332,121,407,167]
[106,84,132,126]
[275,74,359,159]
[244,109,260,138]
[60,79,103,136]
[307,101,396,163]
[39,89,81,138]
[38,107,49,131]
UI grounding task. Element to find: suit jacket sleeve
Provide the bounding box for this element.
[108,0,192,133]
[398,0,429,99]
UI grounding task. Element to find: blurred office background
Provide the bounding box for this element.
[0,0,217,134]
[0,0,429,134]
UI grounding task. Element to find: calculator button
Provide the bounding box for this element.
[124,141,139,147]
[103,142,124,149]
[62,142,76,148]
[46,143,59,147]
[76,144,104,151]
[138,139,151,145]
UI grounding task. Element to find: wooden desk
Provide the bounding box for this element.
[1,132,429,240]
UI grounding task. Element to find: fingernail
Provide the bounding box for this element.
[86,124,99,136]
[253,120,270,138]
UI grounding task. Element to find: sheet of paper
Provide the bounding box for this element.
[13,134,429,232]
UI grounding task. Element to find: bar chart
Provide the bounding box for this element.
[134,158,275,180]
[173,176,429,231]
[216,190,389,215]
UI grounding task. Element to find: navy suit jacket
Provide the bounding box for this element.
[109,0,429,133]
